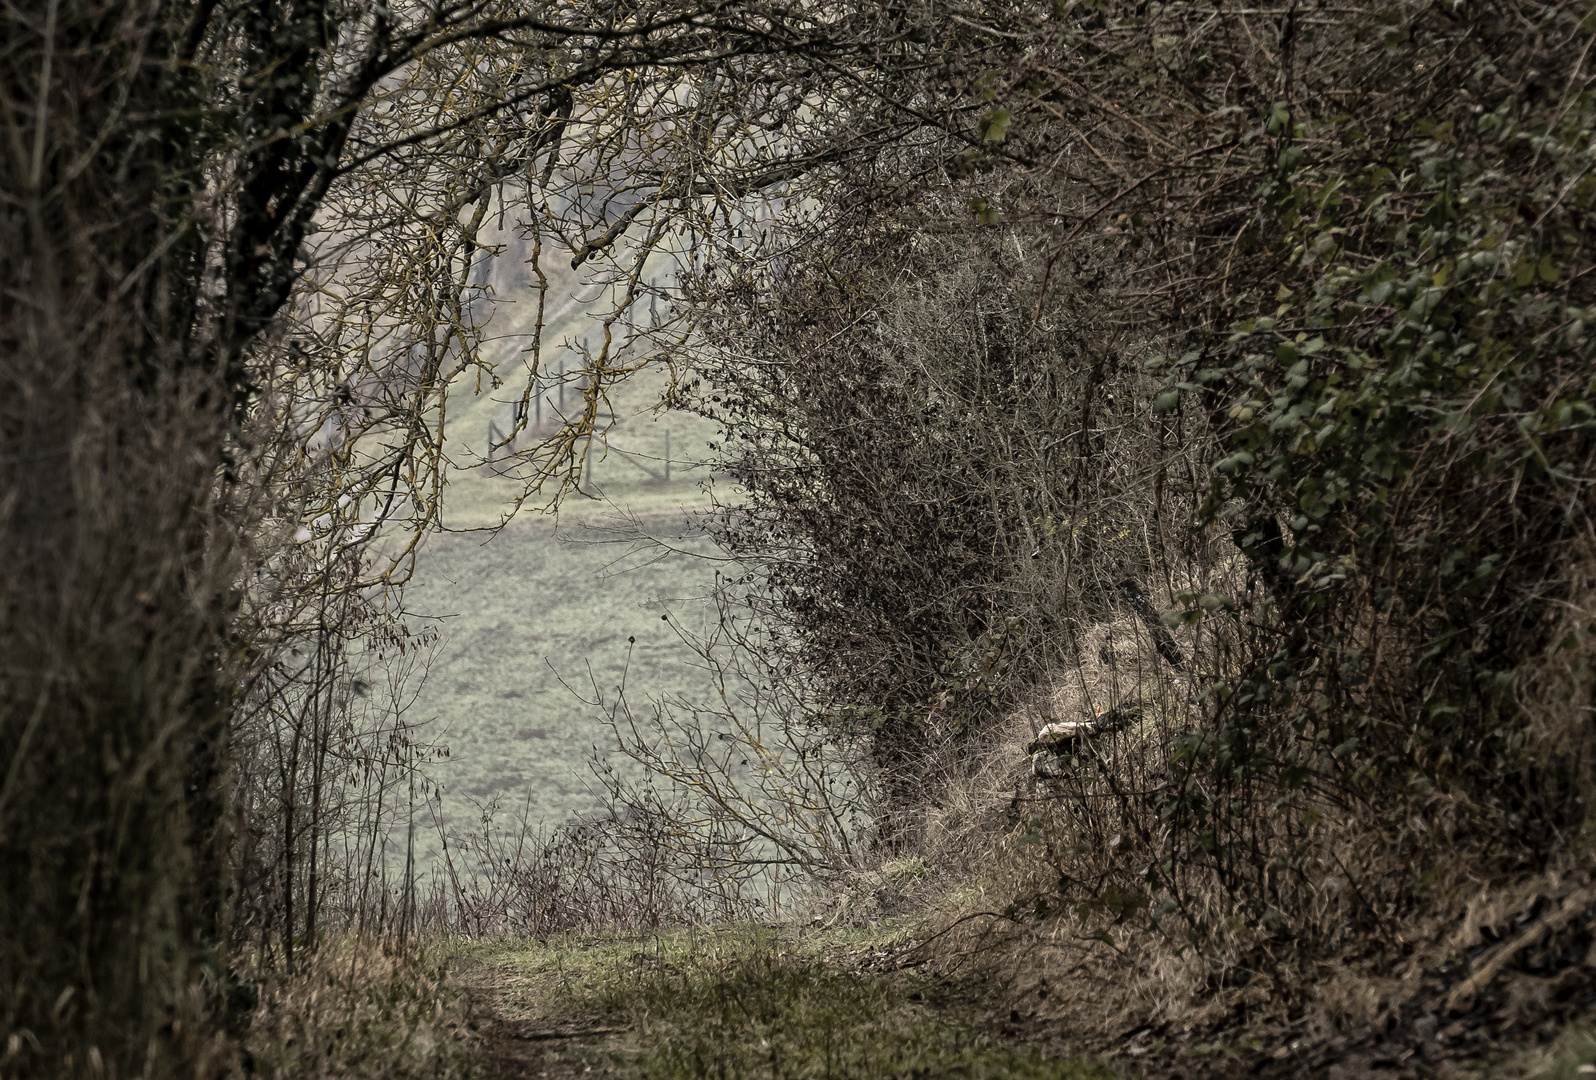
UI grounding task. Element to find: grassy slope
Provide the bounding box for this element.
[396,252,732,839]
[400,505,726,831]
[456,925,1121,1080]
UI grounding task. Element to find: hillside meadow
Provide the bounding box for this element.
[399,351,728,845]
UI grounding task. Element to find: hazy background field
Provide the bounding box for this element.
[392,261,731,847]
[402,503,725,832]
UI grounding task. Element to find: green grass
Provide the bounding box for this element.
[365,258,744,850]
[474,926,1120,1080]
[386,293,736,842]
[397,507,743,856]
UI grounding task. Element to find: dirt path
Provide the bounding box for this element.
[450,930,1592,1080]
[473,1016,630,1080]
[456,954,637,1080]
[450,933,1116,1080]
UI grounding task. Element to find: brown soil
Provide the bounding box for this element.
[456,961,635,1080]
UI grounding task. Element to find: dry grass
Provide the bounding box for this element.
[845,561,1596,1061]
[236,941,478,1080]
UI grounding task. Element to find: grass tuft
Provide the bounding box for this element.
[238,941,477,1080]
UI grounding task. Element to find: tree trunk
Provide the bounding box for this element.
[1,1,250,1070]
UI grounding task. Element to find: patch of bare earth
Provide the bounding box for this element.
[456,963,634,1080]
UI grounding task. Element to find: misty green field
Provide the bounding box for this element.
[351,239,748,848]
[399,327,730,842]
[402,502,727,833]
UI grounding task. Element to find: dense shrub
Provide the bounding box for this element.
[680,0,1596,965]
[686,225,1206,784]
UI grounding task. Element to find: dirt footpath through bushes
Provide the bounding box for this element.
[454,922,1596,1080]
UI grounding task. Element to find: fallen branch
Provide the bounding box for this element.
[1444,886,1596,1012]
[508,1024,631,1041]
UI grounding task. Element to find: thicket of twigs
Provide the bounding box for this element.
[4,0,1596,1073]
[0,0,893,1072]
[665,0,1596,1033]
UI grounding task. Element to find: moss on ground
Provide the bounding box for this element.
[460,925,1119,1079]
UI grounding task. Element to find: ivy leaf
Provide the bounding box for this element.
[980,107,1013,143]
[1266,101,1291,136]
[967,196,999,226]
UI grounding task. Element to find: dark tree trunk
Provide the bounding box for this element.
[0,0,338,1070]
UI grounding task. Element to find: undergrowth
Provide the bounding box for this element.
[237,941,476,1080]
[478,926,1120,1080]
